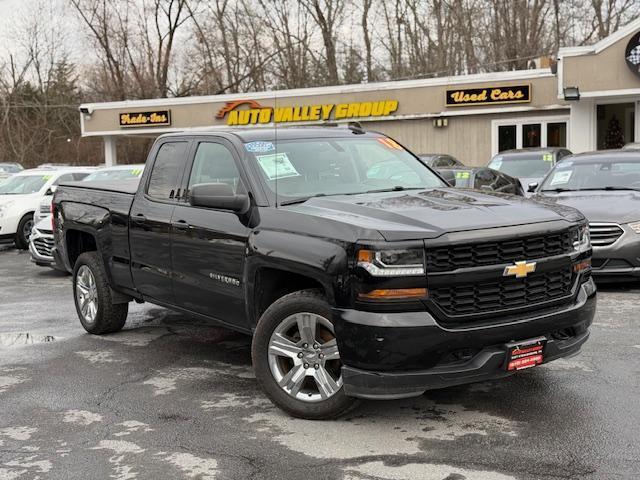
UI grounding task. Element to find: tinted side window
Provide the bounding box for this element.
[188,142,242,192]
[474,170,497,189]
[147,142,188,200]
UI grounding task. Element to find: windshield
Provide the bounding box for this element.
[541,158,640,191]
[244,137,445,203]
[0,164,21,174]
[83,167,143,182]
[489,153,554,177]
[0,174,50,194]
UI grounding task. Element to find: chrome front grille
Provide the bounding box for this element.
[33,236,55,257]
[589,223,623,247]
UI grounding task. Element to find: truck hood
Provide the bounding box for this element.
[286,188,583,241]
[534,190,640,224]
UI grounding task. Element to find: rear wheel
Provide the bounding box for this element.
[14,213,33,250]
[73,252,128,334]
[252,289,357,419]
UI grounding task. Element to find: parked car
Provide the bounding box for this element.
[0,162,24,181]
[533,150,640,281]
[437,166,524,195]
[417,153,465,169]
[488,148,572,194]
[53,127,595,419]
[0,168,92,249]
[30,164,145,269]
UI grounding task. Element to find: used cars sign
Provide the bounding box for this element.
[446,85,531,107]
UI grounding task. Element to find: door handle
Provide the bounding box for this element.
[132,214,147,224]
[172,220,190,230]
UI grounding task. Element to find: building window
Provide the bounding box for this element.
[498,125,516,151]
[493,117,569,154]
[547,123,567,147]
[523,124,541,148]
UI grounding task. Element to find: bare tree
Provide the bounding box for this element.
[300,0,344,85]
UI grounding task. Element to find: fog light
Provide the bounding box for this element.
[573,259,591,273]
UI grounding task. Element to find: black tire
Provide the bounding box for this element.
[14,213,34,250]
[72,252,128,334]
[251,289,358,420]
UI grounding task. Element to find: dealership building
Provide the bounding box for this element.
[79,18,640,167]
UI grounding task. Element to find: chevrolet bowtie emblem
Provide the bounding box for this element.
[503,260,537,278]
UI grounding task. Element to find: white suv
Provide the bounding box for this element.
[0,168,93,249]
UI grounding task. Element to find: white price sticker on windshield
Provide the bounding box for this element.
[550,170,572,185]
[256,152,300,180]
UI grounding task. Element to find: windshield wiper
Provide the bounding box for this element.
[279,193,327,206]
[540,188,575,192]
[580,186,640,192]
[355,186,426,195]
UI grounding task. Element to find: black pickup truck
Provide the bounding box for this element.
[53,126,596,419]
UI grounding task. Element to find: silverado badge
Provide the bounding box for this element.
[503,260,537,278]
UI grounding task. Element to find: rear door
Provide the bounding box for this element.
[129,139,191,303]
[170,138,250,327]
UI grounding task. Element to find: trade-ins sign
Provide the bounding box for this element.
[446,85,531,107]
[119,110,171,127]
[216,99,399,126]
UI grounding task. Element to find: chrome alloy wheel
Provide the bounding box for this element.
[267,312,342,402]
[76,265,98,324]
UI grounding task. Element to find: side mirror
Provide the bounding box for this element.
[189,183,250,214]
[527,182,539,193]
[45,185,58,195]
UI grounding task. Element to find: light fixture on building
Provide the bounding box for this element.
[433,117,449,128]
[79,106,93,119]
[563,86,581,101]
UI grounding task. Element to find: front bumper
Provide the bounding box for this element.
[591,227,640,280]
[29,227,56,266]
[334,278,596,400]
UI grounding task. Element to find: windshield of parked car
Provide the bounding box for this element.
[0,174,50,194]
[244,137,446,204]
[0,164,22,174]
[489,152,554,177]
[83,167,143,182]
[540,157,640,191]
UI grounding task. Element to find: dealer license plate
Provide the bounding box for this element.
[505,337,546,371]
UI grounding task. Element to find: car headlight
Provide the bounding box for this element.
[628,221,640,234]
[0,200,15,218]
[573,224,590,251]
[357,249,425,276]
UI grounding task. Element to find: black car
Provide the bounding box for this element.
[437,166,524,195]
[417,153,465,169]
[534,150,640,281]
[488,148,572,193]
[53,127,595,419]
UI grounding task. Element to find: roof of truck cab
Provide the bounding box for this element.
[158,126,385,142]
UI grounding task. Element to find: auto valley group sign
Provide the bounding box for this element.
[215,99,399,126]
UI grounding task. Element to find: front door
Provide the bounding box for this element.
[130,140,190,303]
[171,140,250,327]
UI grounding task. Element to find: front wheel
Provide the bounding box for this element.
[251,289,357,419]
[14,213,34,250]
[73,252,128,334]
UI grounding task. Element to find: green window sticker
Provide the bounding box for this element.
[256,153,300,180]
[131,168,142,176]
[42,175,52,180]
[455,171,471,179]
[543,153,553,162]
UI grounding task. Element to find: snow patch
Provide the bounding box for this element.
[163,452,218,479]
[113,421,153,437]
[76,350,122,364]
[63,410,103,425]
[0,426,37,441]
[346,461,516,480]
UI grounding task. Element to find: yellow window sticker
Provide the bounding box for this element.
[131,169,142,176]
[455,171,471,179]
[256,153,300,180]
[543,153,553,162]
[42,175,52,180]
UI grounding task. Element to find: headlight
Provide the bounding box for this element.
[573,224,590,251]
[357,249,425,276]
[628,221,640,234]
[0,200,15,218]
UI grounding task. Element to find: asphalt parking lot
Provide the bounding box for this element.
[0,247,639,480]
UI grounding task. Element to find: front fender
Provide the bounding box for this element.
[245,230,350,324]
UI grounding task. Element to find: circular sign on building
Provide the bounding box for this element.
[625,31,640,77]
